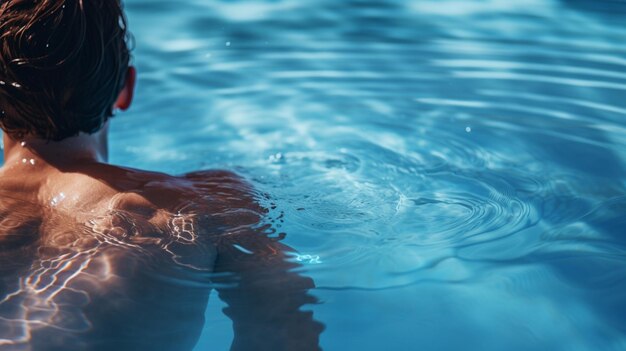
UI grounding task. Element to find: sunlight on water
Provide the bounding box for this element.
[1,0,626,349]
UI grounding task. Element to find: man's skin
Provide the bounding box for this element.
[0,67,323,350]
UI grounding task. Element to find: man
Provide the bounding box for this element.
[0,1,323,350]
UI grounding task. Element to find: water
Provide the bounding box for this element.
[2,0,626,350]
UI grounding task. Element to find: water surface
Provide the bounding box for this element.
[5,0,626,350]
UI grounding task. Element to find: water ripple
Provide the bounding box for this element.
[57,0,626,349]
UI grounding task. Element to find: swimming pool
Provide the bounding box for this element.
[4,0,626,349]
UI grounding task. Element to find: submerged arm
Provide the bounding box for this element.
[212,230,324,351]
[183,170,324,350]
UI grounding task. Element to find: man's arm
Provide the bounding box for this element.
[184,170,324,350]
[212,229,324,351]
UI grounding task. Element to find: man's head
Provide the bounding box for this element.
[0,0,135,141]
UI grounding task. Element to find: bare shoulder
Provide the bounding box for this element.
[0,163,263,253]
[85,166,263,237]
[112,168,258,212]
[180,169,266,219]
[181,169,254,193]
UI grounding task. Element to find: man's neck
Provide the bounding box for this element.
[2,125,109,168]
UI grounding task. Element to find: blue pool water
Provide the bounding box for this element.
[4,0,626,349]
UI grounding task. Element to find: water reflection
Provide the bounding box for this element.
[1,0,625,349]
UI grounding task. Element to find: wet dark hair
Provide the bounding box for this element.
[0,0,131,141]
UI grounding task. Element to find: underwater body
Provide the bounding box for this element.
[2,0,626,350]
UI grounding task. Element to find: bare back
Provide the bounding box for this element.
[0,164,250,350]
[0,162,323,351]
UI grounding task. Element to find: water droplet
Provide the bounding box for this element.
[269,152,285,163]
[45,43,49,48]
[21,158,27,164]
[20,141,26,147]
[11,82,21,88]
[465,126,472,133]
[50,192,66,207]
[29,159,36,165]
[225,41,231,47]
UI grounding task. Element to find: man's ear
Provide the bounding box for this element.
[114,66,137,111]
